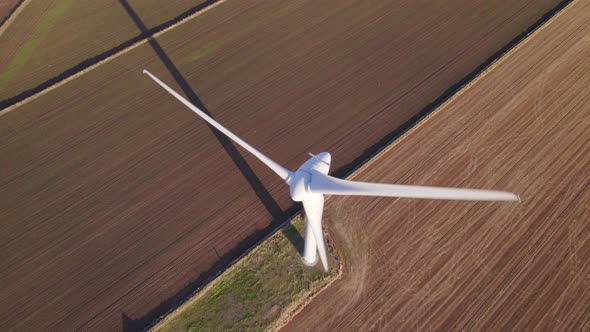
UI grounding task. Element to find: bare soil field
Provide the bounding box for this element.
[0,0,208,103]
[285,1,590,330]
[0,0,563,330]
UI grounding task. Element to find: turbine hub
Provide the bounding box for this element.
[289,170,311,202]
[289,152,332,202]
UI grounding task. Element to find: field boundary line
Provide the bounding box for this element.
[344,0,577,182]
[0,0,228,118]
[270,253,344,331]
[0,0,32,37]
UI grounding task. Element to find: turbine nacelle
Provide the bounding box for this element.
[289,152,331,202]
[301,152,331,174]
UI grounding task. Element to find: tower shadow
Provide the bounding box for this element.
[119,1,303,330]
[120,0,285,221]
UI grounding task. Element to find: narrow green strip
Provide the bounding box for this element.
[152,215,338,332]
[187,44,219,62]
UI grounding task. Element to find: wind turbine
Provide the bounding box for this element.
[143,70,520,272]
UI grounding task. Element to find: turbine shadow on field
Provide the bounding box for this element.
[121,0,287,219]
[119,1,302,330]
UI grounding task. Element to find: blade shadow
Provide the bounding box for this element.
[120,0,289,220]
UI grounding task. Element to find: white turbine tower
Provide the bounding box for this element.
[143,70,520,272]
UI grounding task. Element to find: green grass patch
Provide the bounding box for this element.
[152,215,339,332]
[186,44,219,63]
[0,0,74,91]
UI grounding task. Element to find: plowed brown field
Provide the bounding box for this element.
[0,0,207,103]
[285,1,590,330]
[0,0,564,330]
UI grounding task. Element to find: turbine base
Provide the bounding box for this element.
[301,256,318,267]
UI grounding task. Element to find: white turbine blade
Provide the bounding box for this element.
[309,171,519,201]
[143,70,292,182]
[302,195,329,271]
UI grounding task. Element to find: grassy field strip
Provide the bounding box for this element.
[150,215,341,331]
[269,263,343,332]
[0,0,228,118]
[345,0,577,183]
[0,0,31,37]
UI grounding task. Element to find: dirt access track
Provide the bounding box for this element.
[0,0,563,330]
[285,1,590,330]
